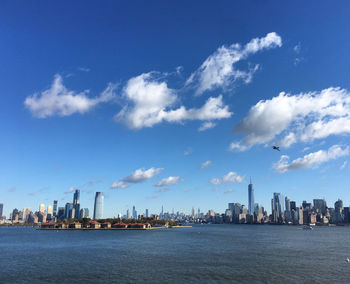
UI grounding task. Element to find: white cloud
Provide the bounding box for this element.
[110,167,163,189]
[231,87,350,151]
[24,75,116,118]
[198,121,216,132]
[293,43,301,54]
[186,32,282,95]
[340,161,347,170]
[123,167,163,183]
[24,75,115,118]
[115,73,232,129]
[273,145,349,173]
[154,176,181,187]
[224,189,234,194]
[155,188,170,193]
[210,171,244,184]
[200,160,212,169]
[110,181,128,189]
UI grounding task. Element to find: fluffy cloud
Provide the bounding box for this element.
[198,121,216,132]
[231,87,350,151]
[210,171,244,184]
[186,32,282,96]
[24,75,116,118]
[115,73,232,129]
[110,167,163,189]
[154,176,181,187]
[200,160,212,169]
[274,145,349,173]
[340,161,347,170]
[110,181,128,189]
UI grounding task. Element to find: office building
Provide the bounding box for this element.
[39,203,45,213]
[0,203,3,217]
[248,178,254,215]
[93,192,104,220]
[57,207,65,220]
[80,208,89,218]
[65,203,73,219]
[132,205,137,219]
[145,209,149,218]
[73,189,80,219]
[273,193,285,218]
[47,205,53,215]
[313,199,327,215]
[53,200,58,216]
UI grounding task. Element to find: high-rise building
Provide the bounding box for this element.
[273,193,285,218]
[79,208,89,218]
[0,203,3,217]
[65,203,72,219]
[132,206,137,219]
[93,192,104,220]
[313,199,327,214]
[39,203,45,213]
[126,209,130,219]
[248,178,255,215]
[53,200,58,216]
[47,205,53,215]
[145,209,149,218]
[73,189,80,219]
[57,207,65,220]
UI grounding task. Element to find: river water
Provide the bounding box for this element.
[1,224,350,283]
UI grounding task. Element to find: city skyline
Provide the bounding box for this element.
[2,1,350,217]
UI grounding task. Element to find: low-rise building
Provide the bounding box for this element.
[89,221,101,229]
[69,222,82,229]
[101,222,111,229]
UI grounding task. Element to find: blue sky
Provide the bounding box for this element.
[2,1,350,217]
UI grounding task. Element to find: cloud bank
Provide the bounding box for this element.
[210,171,244,184]
[231,87,350,151]
[273,145,349,173]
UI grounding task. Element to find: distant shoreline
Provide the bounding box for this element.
[38,226,192,231]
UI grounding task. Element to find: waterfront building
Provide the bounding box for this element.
[0,203,3,217]
[132,206,137,219]
[290,201,296,211]
[146,209,149,218]
[344,207,350,223]
[90,220,101,229]
[39,203,45,213]
[65,203,72,219]
[248,178,254,215]
[313,199,327,215]
[73,189,80,219]
[273,193,285,219]
[53,200,58,216]
[27,212,38,223]
[334,199,343,223]
[285,196,291,222]
[47,205,53,215]
[57,207,65,220]
[37,211,46,223]
[69,222,82,229]
[93,192,104,220]
[79,208,89,218]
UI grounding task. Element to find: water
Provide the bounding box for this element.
[1,224,350,283]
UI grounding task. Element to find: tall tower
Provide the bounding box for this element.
[248,177,254,214]
[73,189,80,219]
[0,203,3,217]
[39,203,45,213]
[53,200,58,216]
[93,192,104,220]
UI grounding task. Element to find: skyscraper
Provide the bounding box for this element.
[47,205,53,215]
[273,193,285,218]
[132,206,137,219]
[145,209,149,218]
[53,200,58,216]
[65,203,72,219]
[0,203,3,217]
[39,203,45,213]
[93,192,104,220]
[73,189,80,219]
[248,178,254,215]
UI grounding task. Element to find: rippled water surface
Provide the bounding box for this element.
[1,224,350,283]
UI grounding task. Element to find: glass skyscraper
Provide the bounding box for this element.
[248,178,254,215]
[73,189,80,219]
[53,200,58,216]
[273,192,285,218]
[0,203,3,217]
[93,192,104,220]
